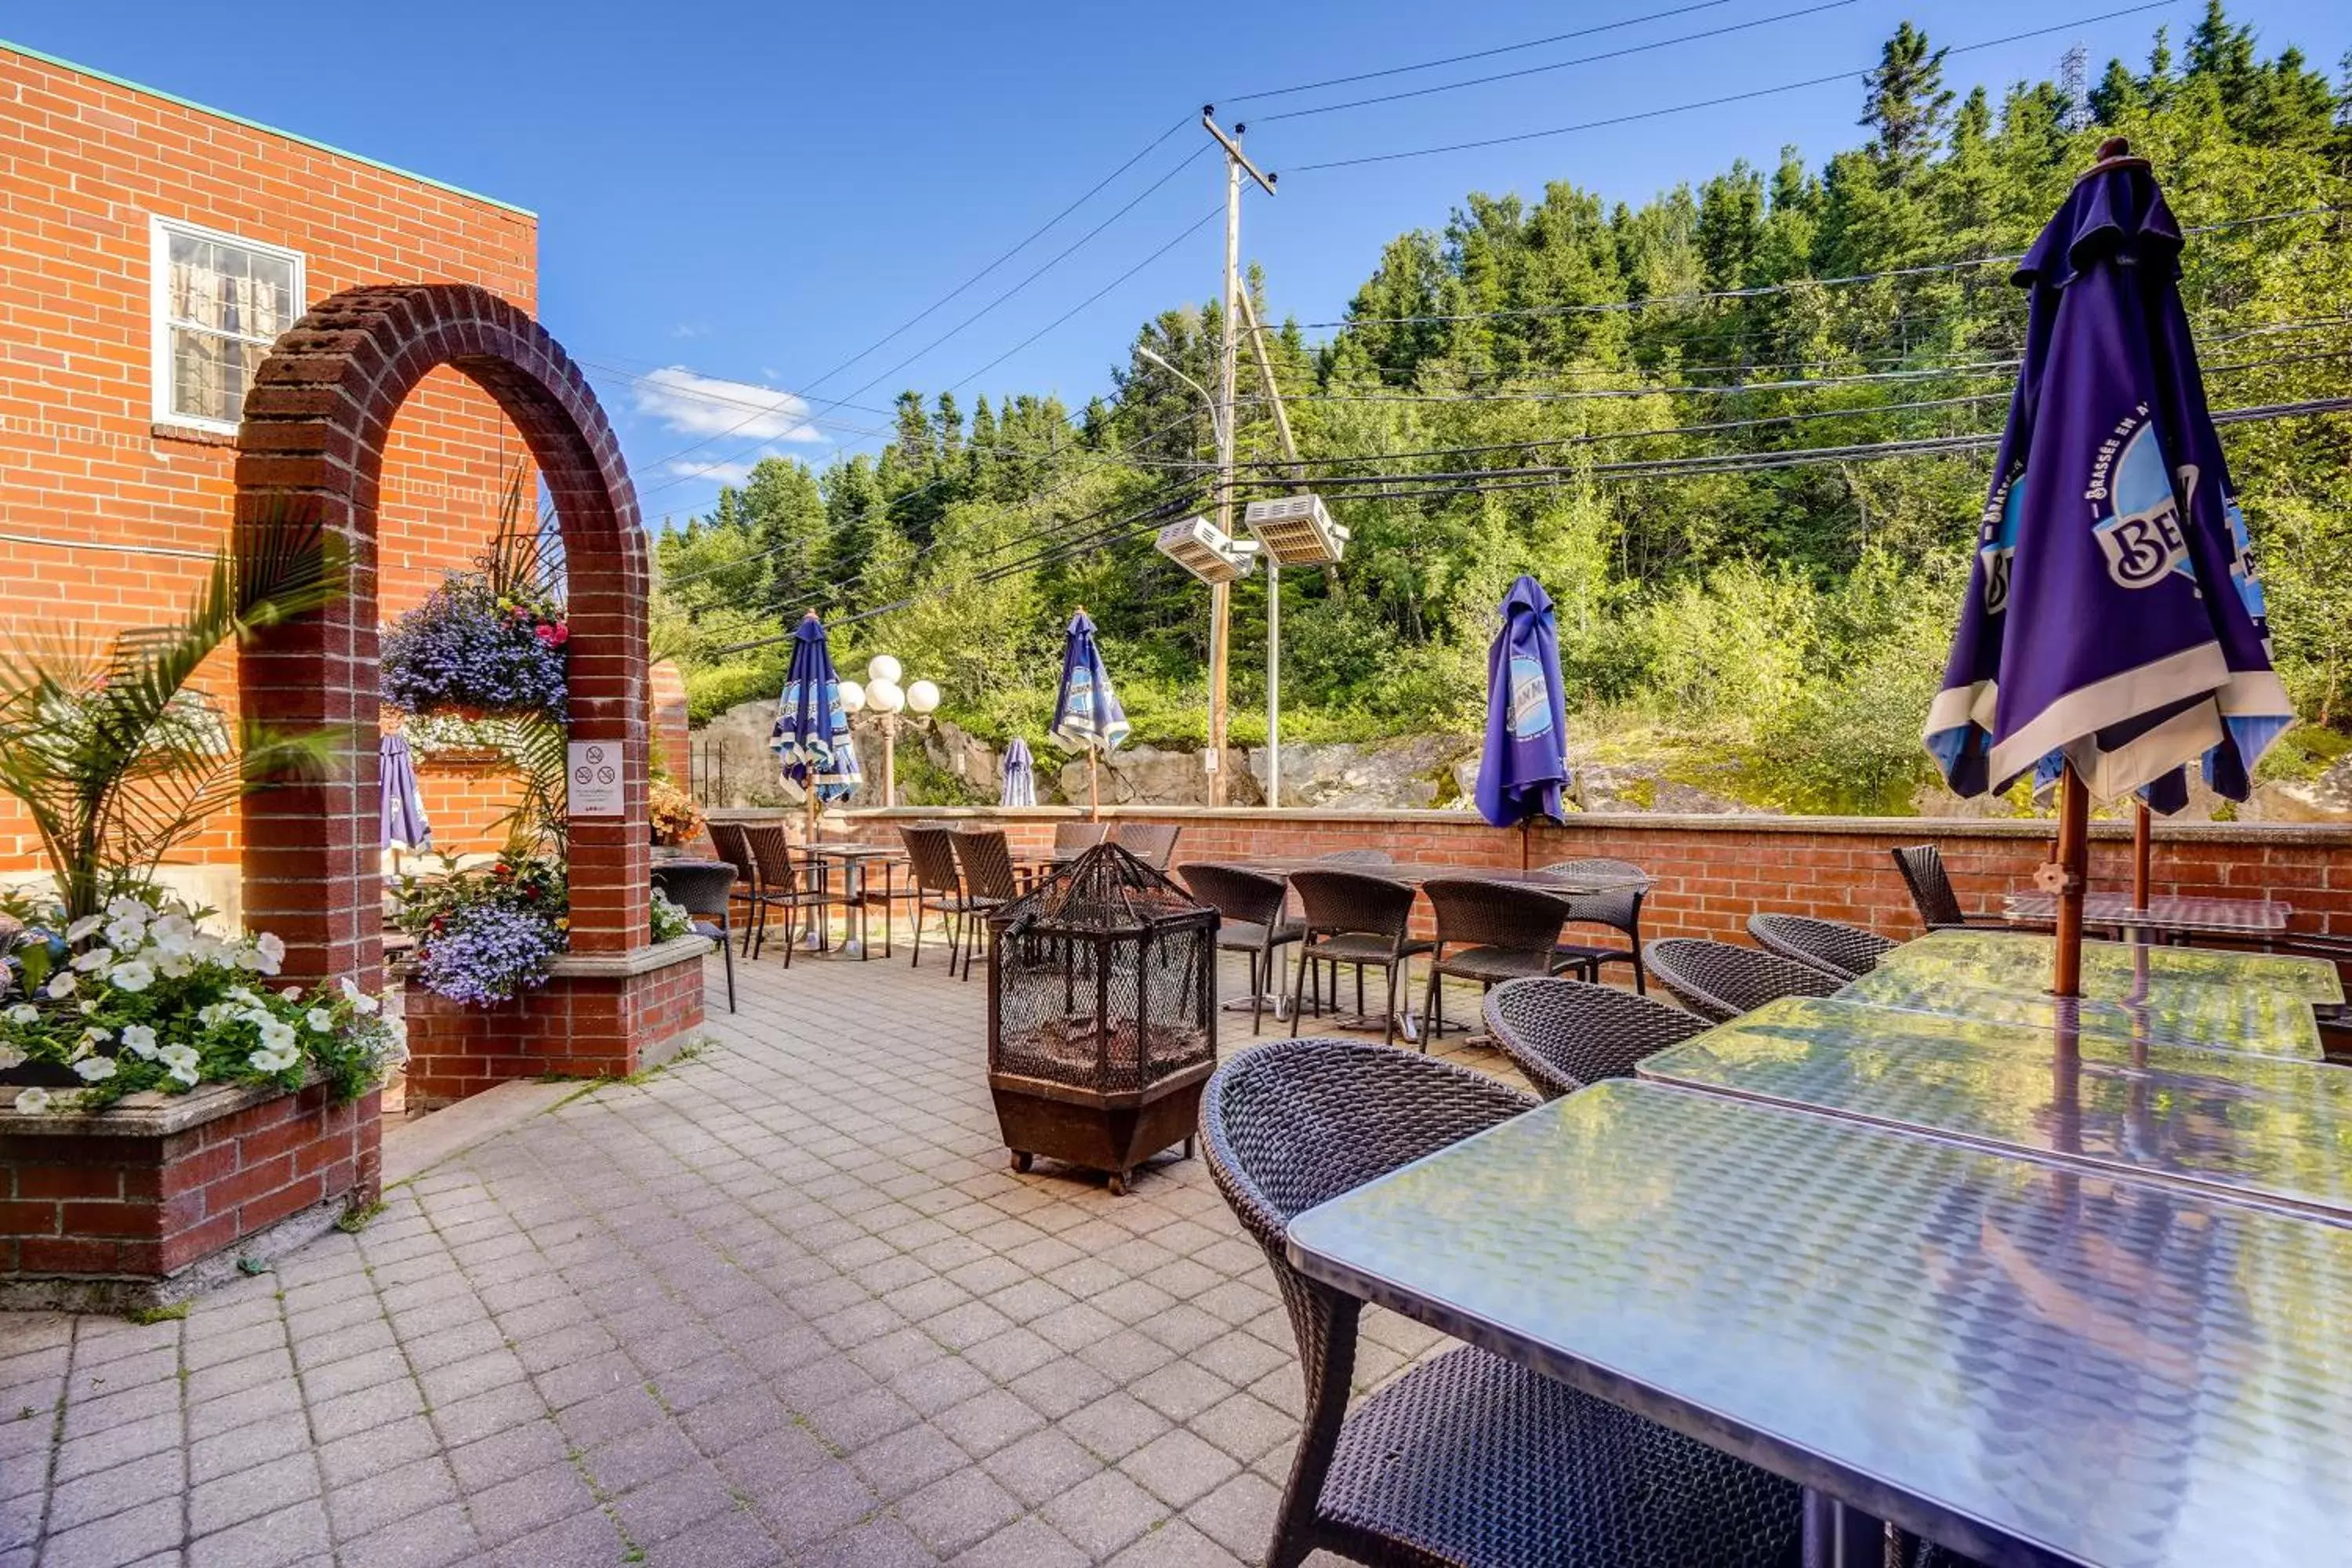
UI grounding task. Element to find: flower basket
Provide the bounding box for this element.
[382,578,569,721]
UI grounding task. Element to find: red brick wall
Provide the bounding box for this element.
[781,807,2352,942]
[0,45,539,875]
[401,953,706,1108]
[1,1083,380,1285]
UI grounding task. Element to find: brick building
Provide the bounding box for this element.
[0,41,560,913]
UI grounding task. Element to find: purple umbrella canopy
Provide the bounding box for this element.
[771,613,860,803]
[379,734,431,851]
[1474,575,1572,829]
[1000,737,1038,807]
[1924,154,2289,806]
[1050,612,1129,753]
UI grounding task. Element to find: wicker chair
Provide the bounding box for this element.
[1481,977,1708,1098]
[650,863,736,1012]
[1178,862,1303,1036]
[1203,1037,1805,1568]
[1645,938,1844,1024]
[1053,822,1109,856]
[739,823,832,966]
[1285,869,1432,1049]
[706,821,762,956]
[1540,858,1651,994]
[902,826,981,973]
[1419,878,1588,1045]
[1747,913,1897,983]
[949,829,1022,982]
[1891,844,1974,931]
[1109,822,1182,868]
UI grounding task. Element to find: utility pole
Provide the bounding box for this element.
[1201,107,1273,806]
[1236,291,1300,807]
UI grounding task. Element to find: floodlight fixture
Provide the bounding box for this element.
[1242,493,1349,567]
[1155,515,1260,586]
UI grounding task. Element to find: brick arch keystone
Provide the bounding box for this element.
[234,282,648,988]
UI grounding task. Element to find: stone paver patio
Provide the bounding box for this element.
[2,945,1525,1567]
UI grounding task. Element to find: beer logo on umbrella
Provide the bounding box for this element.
[1508,654,1555,739]
[2092,422,2190,590]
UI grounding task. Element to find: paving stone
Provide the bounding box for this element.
[335,1498,481,1568]
[895,1465,1023,1555]
[321,1450,457,1540]
[1103,1518,1245,1567]
[1120,1428,1241,1509]
[43,1446,183,1534]
[38,1495,183,1568]
[848,1421,966,1502]
[802,1514,937,1568]
[1058,1391,1172,1463]
[611,1462,736,1545]
[189,1450,320,1537]
[951,1513,1092,1568]
[1040,1468,1168,1559]
[188,1497,331,1568]
[1186,1469,1283,1560]
[467,1461,598,1548]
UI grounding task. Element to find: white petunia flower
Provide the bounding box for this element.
[0,1044,20,1071]
[107,895,153,920]
[257,1018,297,1052]
[45,971,76,999]
[78,999,96,1014]
[228,987,260,1007]
[305,1009,333,1033]
[121,1025,159,1058]
[252,933,287,975]
[156,953,194,979]
[280,985,302,1002]
[165,1062,199,1087]
[65,915,103,942]
[7,1004,38,1025]
[70,947,112,973]
[14,1086,54,1113]
[104,917,146,949]
[71,1055,117,1082]
[158,1043,199,1071]
[110,960,154,993]
[338,977,383,1016]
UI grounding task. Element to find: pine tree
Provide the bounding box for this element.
[1860,23,1955,180]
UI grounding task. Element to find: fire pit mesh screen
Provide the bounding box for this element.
[989,842,1218,1097]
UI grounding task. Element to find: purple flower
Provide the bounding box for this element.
[383,580,568,719]
[412,904,564,1007]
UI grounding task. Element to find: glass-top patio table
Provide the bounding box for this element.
[1218,856,1647,894]
[1287,1080,2352,1568]
[1638,996,2352,1221]
[2002,889,2293,939]
[1871,928,2343,1004]
[1839,956,2326,1058]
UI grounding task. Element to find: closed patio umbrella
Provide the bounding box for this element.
[1050,608,1128,819]
[1475,575,1572,866]
[771,612,858,844]
[1922,140,2288,993]
[379,733,430,851]
[1000,737,1038,807]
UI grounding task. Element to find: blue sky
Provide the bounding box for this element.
[21,0,2347,525]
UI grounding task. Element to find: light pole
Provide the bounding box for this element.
[1137,347,1247,798]
[850,655,938,808]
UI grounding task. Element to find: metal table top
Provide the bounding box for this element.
[2004,891,2294,936]
[1876,930,2343,1004]
[1221,857,1647,895]
[1639,996,2352,1221]
[1287,1081,2352,1568]
[1840,966,2324,1060]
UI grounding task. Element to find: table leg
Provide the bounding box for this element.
[1801,1490,1892,1568]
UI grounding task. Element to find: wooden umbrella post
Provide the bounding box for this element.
[2047,762,2092,997]
[2132,797,2153,912]
[1087,750,1100,821]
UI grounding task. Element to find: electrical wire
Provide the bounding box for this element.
[1285,2,2180,172]
[947,209,1225,392]
[1257,0,1860,123]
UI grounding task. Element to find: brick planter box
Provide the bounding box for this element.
[0,1078,382,1312]
[400,935,710,1109]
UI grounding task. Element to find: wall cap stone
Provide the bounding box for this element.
[701,803,2352,848]
[0,1073,321,1138]
[545,935,714,979]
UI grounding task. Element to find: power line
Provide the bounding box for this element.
[1221,0,1737,103]
[1286,2,2180,172]
[794,114,1194,395]
[947,209,1224,391]
[1258,0,1860,123]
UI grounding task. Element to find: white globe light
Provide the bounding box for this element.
[866,677,906,714]
[867,654,903,685]
[906,680,940,715]
[838,679,866,714]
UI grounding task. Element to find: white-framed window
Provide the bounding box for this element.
[150,216,305,433]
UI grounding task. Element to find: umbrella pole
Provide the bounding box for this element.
[2051,762,2091,997]
[1520,818,1530,872]
[2132,797,2153,912]
[1088,751,1100,822]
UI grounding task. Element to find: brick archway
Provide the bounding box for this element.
[234,282,648,989]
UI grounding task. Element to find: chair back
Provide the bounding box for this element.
[952,829,1020,902]
[651,863,735,920]
[1287,869,1417,945]
[1177,862,1290,931]
[707,821,757,886]
[1746,914,1896,983]
[1422,877,1570,955]
[1541,858,1646,935]
[1109,822,1181,867]
[1645,938,1842,1024]
[1203,1038,1535,1262]
[900,826,962,896]
[1054,821,1109,855]
[1890,844,1967,930]
[739,823,805,894]
[1483,978,1708,1098]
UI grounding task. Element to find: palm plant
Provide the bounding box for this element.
[0,517,344,923]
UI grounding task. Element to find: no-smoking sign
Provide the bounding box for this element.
[566,742,625,817]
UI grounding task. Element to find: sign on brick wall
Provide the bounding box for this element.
[568,742,623,817]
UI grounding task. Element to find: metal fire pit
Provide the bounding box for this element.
[985,842,1218,1194]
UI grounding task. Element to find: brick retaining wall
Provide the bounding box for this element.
[1,1081,381,1309]
[717,805,2352,943]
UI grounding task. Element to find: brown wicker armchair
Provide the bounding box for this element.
[1053,821,1109,856]
[1541,858,1651,993]
[1202,1036,1805,1568]
[1177,862,1303,1036]
[949,829,1021,982]
[1109,821,1181,868]
[1285,869,1431,1049]
[650,862,736,1013]
[1890,844,1974,931]
[1482,977,1708,1098]
[902,826,978,973]
[1419,878,1588,1045]
[1645,938,1844,1023]
[739,823,832,965]
[705,821,762,956]
[1746,913,1896,982]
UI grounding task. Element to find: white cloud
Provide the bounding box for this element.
[672,322,711,338]
[633,366,826,445]
[670,457,756,485]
